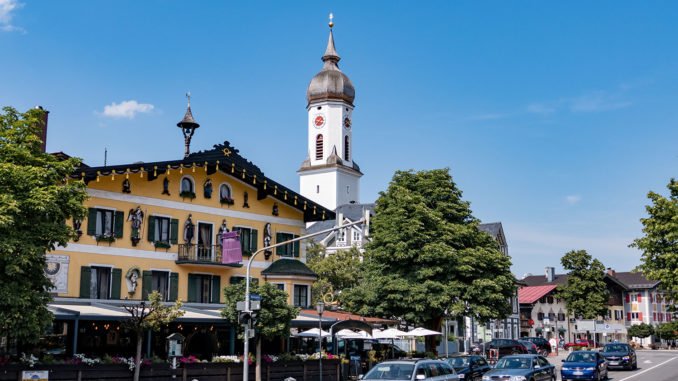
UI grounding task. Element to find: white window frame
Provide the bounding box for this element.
[292,283,310,308]
[149,269,171,301]
[218,182,233,201]
[180,175,195,194]
[87,263,114,300]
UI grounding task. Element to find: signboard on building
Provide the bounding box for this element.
[22,371,48,381]
[45,254,69,294]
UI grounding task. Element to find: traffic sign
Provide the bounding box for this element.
[250,294,262,301]
[237,301,246,311]
[250,301,261,310]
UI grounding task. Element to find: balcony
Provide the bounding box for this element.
[176,244,242,267]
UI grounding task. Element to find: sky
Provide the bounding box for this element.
[2,1,678,278]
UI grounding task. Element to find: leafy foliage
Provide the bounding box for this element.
[221,281,299,340]
[306,242,362,306]
[631,179,678,306]
[556,250,609,319]
[0,106,88,343]
[627,322,654,339]
[122,291,184,381]
[655,321,678,341]
[343,169,516,332]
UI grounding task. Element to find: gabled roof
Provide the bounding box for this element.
[478,222,502,237]
[518,285,559,304]
[306,203,374,242]
[72,141,334,222]
[521,274,569,287]
[612,272,660,290]
[261,259,317,279]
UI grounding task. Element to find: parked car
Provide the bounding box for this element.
[477,339,527,358]
[600,343,637,370]
[361,359,459,380]
[560,350,608,381]
[481,355,556,381]
[444,355,492,381]
[522,336,552,356]
[564,339,598,349]
[518,340,539,354]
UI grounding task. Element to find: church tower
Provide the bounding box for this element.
[298,17,362,211]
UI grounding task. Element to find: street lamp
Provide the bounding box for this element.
[317,301,325,381]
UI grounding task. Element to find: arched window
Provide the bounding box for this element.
[219,183,233,203]
[180,176,194,193]
[344,135,350,161]
[315,134,323,160]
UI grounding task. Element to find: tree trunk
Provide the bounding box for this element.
[133,330,143,381]
[255,336,262,381]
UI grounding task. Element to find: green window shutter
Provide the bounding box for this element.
[293,235,300,257]
[147,216,156,242]
[170,219,179,244]
[169,272,179,301]
[230,276,243,285]
[111,268,122,299]
[211,276,221,304]
[251,229,258,252]
[114,211,124,238]
[80,266,91,298]
[276,233,285,256]
[142,270,153,300]
[86,208,98,236]
[187,274,197,303]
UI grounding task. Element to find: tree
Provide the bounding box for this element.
[122,291,184,381]
[221,281,299,381]
[627,323,654,341]
[556,250,609,319]
[343,169,516,351]
[0,106,88,344]
[306,243,362,306]
[656,321,678,341]
[631,179,678,306]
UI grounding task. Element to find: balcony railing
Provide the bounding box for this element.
[176,244,241,267]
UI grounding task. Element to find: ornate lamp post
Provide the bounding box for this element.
[177,92,200,158]
[317,301,325,381]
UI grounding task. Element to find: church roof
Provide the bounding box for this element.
[72,141,335,222]
[306,27,355,105]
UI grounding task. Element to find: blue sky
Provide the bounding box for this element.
[2,1,678,278]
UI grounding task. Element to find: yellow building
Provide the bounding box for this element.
[43,104,334,358]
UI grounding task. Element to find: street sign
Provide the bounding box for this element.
[250,294,262,300]
[250,301,261,310]
[248,330,255,338]
[237,301,246,311]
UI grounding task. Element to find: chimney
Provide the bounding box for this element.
[545,267,555,283]
[34,106,49,153]
[607,268,616,277]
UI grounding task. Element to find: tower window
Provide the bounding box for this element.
[347,185,350,194]
[317,106,322,110]
[316,185,320,193]
[315,135,323,160]
[344,135,350,161]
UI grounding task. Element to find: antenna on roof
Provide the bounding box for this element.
[104,147,107,167]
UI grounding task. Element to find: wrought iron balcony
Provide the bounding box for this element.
[176,244,242,267]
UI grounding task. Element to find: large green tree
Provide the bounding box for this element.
[222,281,298,381]
[343,169,516,350]
[627,323,654,340]
[556,250,609,319]
[655,321,678,341]
[306,243,362,306]
[0,107,88,344]
[631,179,678,306]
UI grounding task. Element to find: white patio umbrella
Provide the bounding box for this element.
[372,329,400,339]
[335,329,371,339]
[295,328,331,338]
[403,327,442,337]
[381,328,409,338]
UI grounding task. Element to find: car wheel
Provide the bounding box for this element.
[595,370,601,381]
[632,360,637,370]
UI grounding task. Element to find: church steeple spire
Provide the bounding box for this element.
[322,14,340,67]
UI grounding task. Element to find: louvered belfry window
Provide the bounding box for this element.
[315,135,323,160]
[344,135,350,160]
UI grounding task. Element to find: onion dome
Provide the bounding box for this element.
[306,26,355,105]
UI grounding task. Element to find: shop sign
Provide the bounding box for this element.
[22,371,48,381]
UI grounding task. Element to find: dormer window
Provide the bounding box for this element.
[316,135,323,160]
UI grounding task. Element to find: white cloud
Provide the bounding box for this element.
[565,195,581,205]
[101,100,154,119]
[568,90,631,113]
[526,102,556,115]
[0,0,24,33]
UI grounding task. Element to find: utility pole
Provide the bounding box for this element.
[241,212,370,381]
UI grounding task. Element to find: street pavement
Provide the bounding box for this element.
[547,349,678,381]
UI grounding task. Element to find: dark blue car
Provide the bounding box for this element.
[481,355,556,381]
[561,351,608,381]
[444,355,491,381]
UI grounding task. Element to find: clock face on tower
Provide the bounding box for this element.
[344,117,351,129]
[314,115,325,128]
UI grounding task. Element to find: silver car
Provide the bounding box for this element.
[361,359,460,380]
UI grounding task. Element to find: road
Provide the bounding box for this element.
[552,350,678,381]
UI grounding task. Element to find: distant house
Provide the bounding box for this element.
[305,203,374,255]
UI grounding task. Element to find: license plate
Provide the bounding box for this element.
[573,372,584,375]
[609,361,618,365]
